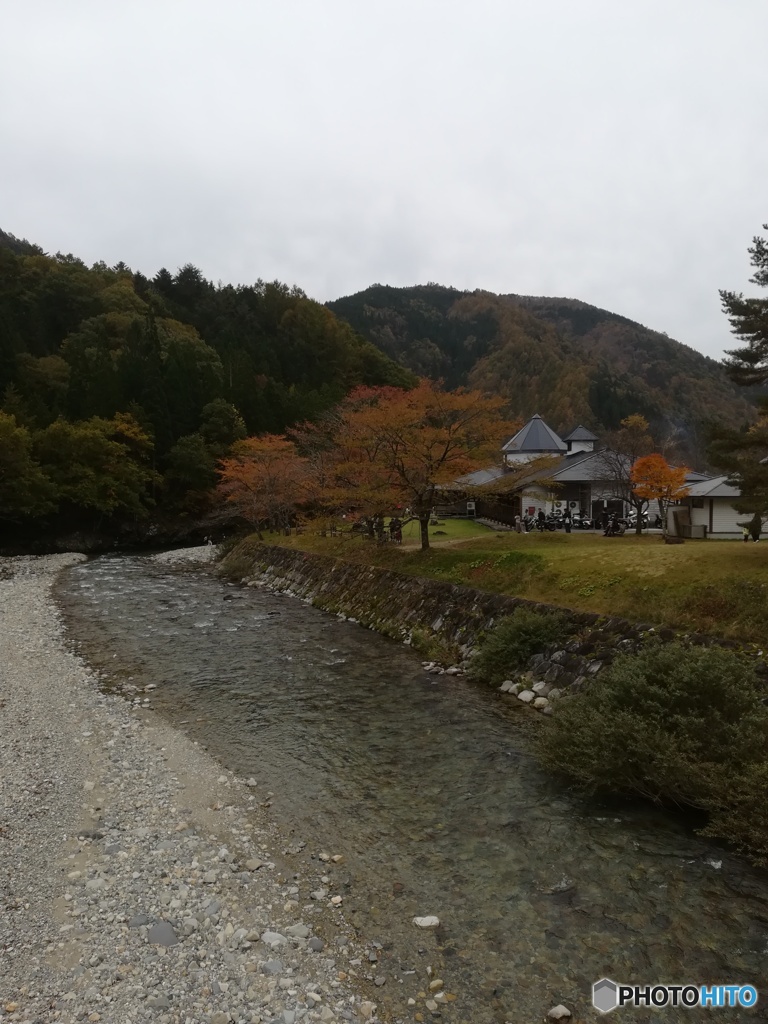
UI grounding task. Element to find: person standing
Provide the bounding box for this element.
[563,508,572,534]
[749,512,762,543]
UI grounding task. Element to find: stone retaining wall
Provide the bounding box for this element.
[220,543,685,713]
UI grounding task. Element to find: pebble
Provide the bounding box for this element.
[548,1005,572,1019]
[413,916,440,928]
[0,552,379,1024]
[147,921,179,946]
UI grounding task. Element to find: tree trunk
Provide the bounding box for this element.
[419,514,430,551]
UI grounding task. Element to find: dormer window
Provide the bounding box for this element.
[562,425,598,455]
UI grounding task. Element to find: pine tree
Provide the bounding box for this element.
[710,225,768,518]
[721,224,768,386]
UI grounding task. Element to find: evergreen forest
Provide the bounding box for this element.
[0,230,412,549]
[1,229,759,552]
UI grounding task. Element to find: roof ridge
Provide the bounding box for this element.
[502,414,566,453]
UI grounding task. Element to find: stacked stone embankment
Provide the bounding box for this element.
[227,543,758,714]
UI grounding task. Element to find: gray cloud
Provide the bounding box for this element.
[2,0,766,358]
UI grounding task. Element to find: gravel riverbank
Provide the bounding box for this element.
[0,553,384,1024]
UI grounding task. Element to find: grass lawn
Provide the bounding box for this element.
[398,516,492,545]
[260,523,768,647]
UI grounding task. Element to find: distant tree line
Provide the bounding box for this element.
[3,221,766,550]
[0,238,413,547]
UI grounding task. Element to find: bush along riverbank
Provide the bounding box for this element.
[538,643,768,866]
[220,539,768,865]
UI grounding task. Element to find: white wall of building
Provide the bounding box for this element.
[519,488,549,517]
[685,499,744,537]
[711,500,745,536]
[504,452,553,467]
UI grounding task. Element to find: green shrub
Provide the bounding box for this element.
[409,626,461,665]
[218,534,262,580]
[700,761,768,864]
[468,606,570,685]
[217,532,250,559]
[537,642,768,863]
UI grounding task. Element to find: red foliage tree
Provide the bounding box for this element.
[630,454,690,536]
[216,434,309,538]
[314,380,518,550]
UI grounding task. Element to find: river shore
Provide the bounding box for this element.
[0,553,381,1024]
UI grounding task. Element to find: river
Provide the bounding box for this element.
[56,554,768,1023]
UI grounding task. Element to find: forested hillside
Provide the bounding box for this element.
[2,229,756,551]
[0,232,412,549]
[328,285,755,461]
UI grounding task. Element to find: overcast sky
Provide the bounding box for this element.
[2,0,766,360]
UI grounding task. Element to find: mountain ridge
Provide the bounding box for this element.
[327,283,754,463]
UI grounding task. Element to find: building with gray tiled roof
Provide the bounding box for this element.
[562,425,599,454]
[442,413,746,536]
[501,414,567,463]
[678,475,744,537]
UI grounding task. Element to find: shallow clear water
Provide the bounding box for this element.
[57,555,768,1022]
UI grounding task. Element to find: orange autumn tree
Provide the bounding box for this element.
[216,434,309,538]
[630,453,690,537]
[320,381,519,550]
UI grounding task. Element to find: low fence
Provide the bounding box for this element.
[434,499,520,525]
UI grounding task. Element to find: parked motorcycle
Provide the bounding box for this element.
[626,511,650,529]
[525,514,557,532]
[604,515,628,537]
